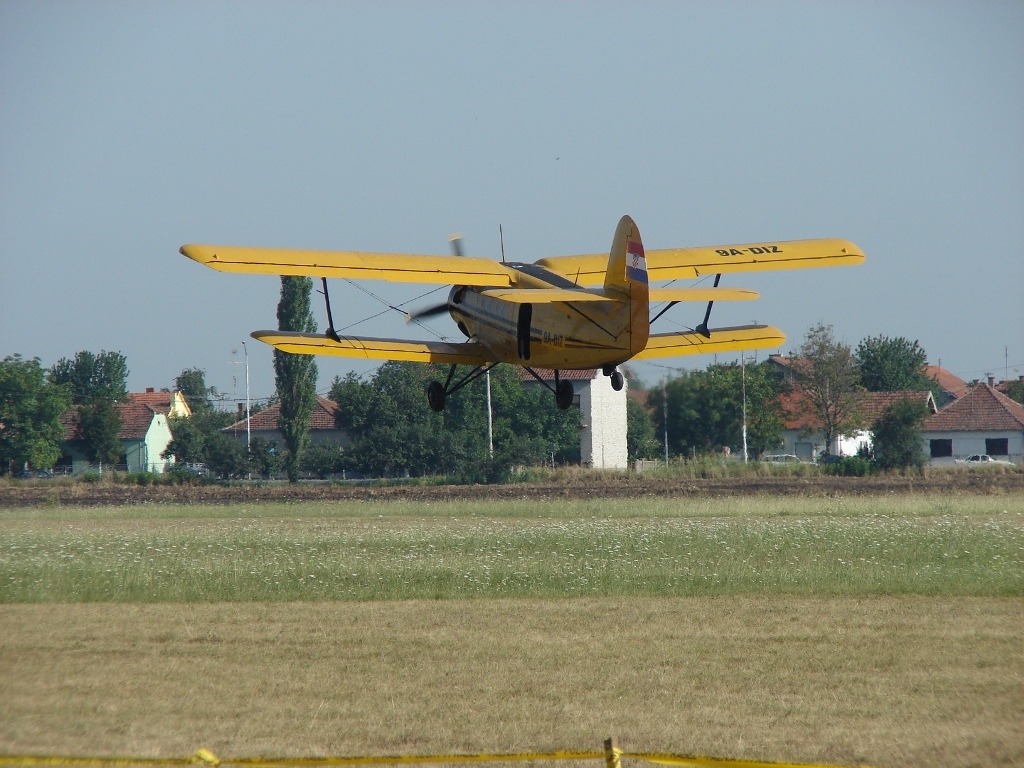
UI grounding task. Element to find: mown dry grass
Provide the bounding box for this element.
[1,495,1022,767]
[1,598,1021,768]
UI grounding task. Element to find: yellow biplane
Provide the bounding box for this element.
[180,215,864,411]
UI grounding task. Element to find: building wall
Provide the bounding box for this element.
[136,413,173,472]
[921,430,1024,465]
[778,429,871,462]
[226,428,351,448]
[579,374,628,469]
[61,414,173,474]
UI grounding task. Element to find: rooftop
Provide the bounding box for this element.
[923,383,1024,432]
[225,396,342,433]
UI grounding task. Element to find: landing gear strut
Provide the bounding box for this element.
[426,363,499,413]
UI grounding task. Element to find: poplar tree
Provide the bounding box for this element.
[273,276,318,482]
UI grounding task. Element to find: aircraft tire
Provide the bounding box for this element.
[610,371,624,391]
[427,381,446,412]
[555,380,574,410]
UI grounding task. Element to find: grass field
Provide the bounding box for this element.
[1,493,1022,768]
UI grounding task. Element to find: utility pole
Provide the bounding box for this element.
[663,376,669,465]
[741,351,748,463]
[242,341,251,476]
[486,369,493,458]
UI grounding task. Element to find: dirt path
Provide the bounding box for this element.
[3,471,1022,507]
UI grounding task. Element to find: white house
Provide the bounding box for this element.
[522,369,628,469]
[223,395,349,448]
[921,382,1024,465]
[58,394,177,474]
[777,389,937,462]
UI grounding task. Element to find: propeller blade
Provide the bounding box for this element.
[406,302,450,323]
[449,233,464,258]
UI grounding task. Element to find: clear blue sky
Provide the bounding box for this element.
[3,2,1022,406]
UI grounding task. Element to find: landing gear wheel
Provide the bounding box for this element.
[555,380,574,410]
[610,371,624,391]
[427,381,446,412]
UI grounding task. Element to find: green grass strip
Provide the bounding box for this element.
[2,498,1021,602]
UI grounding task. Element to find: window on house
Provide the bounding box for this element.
[985,438,1009,456]
[930,439,953,458]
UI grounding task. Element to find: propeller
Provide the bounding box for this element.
[406,234,463,322]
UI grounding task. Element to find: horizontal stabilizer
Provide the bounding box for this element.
[251,331,491,365]
[633,325,785,360]
[480,288,620,303]
[180,244,515,287]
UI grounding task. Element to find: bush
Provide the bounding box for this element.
[823,456,872,477]
[162,465,205,485]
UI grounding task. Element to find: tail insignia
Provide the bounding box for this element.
[626,240,648,285]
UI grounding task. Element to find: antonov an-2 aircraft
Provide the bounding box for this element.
[180,215,864,412]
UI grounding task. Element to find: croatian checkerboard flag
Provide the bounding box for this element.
[625,239,648,284]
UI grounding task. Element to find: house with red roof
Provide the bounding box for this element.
[58,391,181,474]
[778,389,937,462]
[222,395,348,448]
[921,382,1024,465]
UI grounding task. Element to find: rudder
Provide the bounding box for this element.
[604,215,650,356]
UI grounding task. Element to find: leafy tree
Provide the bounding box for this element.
[163,407,241,476]
[789,323,863,454]
[76,397,123,466]
[871,397,929,470]
[204,431,247,477]
[175,367,216,413]
[1005,380,1024,406]
[273,276,318,482]
[626,397,658,461]
[49,350,130,468]
[855,335,933,392]
[248,438,283,479]
[329,362,580,480]
[301,441,347,479]
[0,355,72,473]
[649,361,784,458]
[49,350,128,405]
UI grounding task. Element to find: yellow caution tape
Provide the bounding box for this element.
[0,747,873,768]
[626,752,862,768]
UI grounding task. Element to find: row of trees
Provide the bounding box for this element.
[645,324,942,468]
[0,350,131,474]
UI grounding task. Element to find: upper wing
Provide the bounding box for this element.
[536,238,865,286]
[181,244,516,287]
[633,325,786,360]
[251,331,493,365]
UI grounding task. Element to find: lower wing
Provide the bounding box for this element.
[633,325,786,360]
[251,331,492,365]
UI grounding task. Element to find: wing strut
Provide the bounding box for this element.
[694,273,722,338]
[320,277,341,342]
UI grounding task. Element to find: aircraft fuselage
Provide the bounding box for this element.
[448,262,634,369]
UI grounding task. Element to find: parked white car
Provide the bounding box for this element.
[761,454,805,465]
[957,454,1014,467]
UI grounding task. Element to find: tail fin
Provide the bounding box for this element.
[604,215,650,356]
